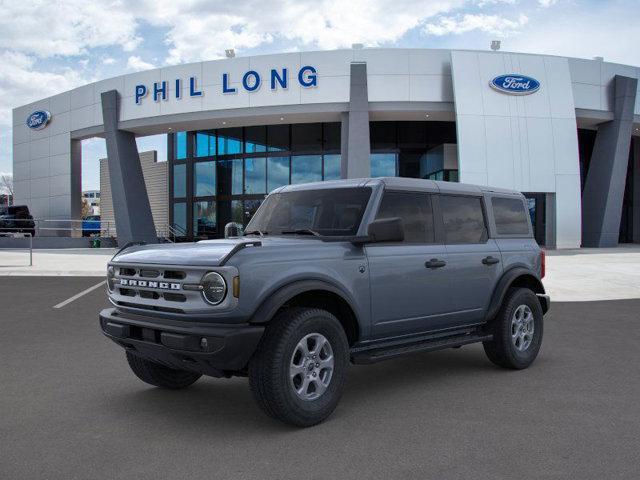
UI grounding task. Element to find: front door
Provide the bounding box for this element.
[366,191,452,339]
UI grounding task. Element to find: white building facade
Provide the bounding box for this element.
[11,48,640,248]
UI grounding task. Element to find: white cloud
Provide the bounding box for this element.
[424,13,529,36]
[135,0,466,64]
[102,57,116,65]
[0,51,86,125]
[538,0,557,6]
[126,55,156,72]
[0,0,141,57]
[507,10,640,66]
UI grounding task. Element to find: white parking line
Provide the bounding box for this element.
[53,280,106,309]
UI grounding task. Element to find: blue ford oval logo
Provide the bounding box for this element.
[490,74,540,95]
[26,110,51,130]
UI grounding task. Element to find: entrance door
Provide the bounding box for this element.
[366,191,452,339]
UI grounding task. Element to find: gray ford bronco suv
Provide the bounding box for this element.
[100,177,549,427]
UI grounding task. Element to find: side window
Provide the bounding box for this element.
[492,197,530,235]
[375,191,435,243]
[440,195,487,244]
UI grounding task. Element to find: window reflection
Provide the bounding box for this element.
[174,131,187,160]
[217,127,243,155]
[173,163,186,197]
[245,126,267,153]
[217,159,243,196]
[323,154,341,180]
[370,153,397,177]
[245,157,266,194]
[231,200,244,224]
[195,131,215,157]
[267,156,290,192]
[194,201,216,237]
[173,202,186,232]
[244,199,263,224]
[194,161,216,197]
[291,155,322,184]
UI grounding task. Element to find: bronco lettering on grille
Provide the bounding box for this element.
[119,279,181,290]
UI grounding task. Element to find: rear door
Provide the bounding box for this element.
[365,190,452,339]
[439,194,503,325]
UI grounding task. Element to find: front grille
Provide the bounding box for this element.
[164,270,186,280]
[140,269,160,278]
[108,263,237,316]
[163,292,186,303]
[139,290,160,300]
[116,300,185,314]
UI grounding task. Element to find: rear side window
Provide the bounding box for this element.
[492,197,530,235]
[375,192,435,243]
[440,195,487,244]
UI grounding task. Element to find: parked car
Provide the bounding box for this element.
[82,215,101,237]
[100,178,549,427]
[0,205,35,236]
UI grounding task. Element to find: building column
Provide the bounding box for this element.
[341,62,370,179]
[633,138,640,243]
[101,90,157,246]
[582,75,638,247]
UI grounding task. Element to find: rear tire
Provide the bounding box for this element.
[249,307,349,427]
[483,287,543,369]
[125,351,202,389]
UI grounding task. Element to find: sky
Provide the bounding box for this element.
[1,0,639,192]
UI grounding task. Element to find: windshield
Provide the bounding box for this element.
[245,187,372,237]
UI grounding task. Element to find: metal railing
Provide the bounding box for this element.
[0,218,116,237]
[1,219,190,244]
[157,223,189,242]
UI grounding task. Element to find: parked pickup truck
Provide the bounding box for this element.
[0,205,35,237]
[100,177,549,427]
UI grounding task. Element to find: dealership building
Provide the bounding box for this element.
[11,48,640,248]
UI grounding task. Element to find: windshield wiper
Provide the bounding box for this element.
[281,228,321,237]
[244,229,267,237]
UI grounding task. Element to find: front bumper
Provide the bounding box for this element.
[99,308,264,377]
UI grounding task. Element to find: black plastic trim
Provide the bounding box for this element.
[484,267,546,321]
[249,279,360,327]
[99,308,264,373]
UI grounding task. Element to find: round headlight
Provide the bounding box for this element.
[201,272,227,305]
[107,265,115,292]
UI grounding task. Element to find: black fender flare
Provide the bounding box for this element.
[484,267,546,322]
[249,279,361,327]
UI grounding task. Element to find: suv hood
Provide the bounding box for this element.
[111,237,325,266]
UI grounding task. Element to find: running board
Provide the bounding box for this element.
[350,333,492,365]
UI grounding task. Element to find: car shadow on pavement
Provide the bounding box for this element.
[101,346,503,433]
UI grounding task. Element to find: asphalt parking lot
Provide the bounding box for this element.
[1,277,639,479]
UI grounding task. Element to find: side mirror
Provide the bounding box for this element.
[366,217,404,243]
[224,222,243,238]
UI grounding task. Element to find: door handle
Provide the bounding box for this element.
[482,256,500,265]
[425,258,446,269]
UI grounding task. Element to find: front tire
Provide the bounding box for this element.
[249,307,349,427]
[125,351,202,389]
[483,287,543,369]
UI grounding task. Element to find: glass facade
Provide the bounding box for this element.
[169,123,341,239]
[169,120,460,240]
[369,121,457,179]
